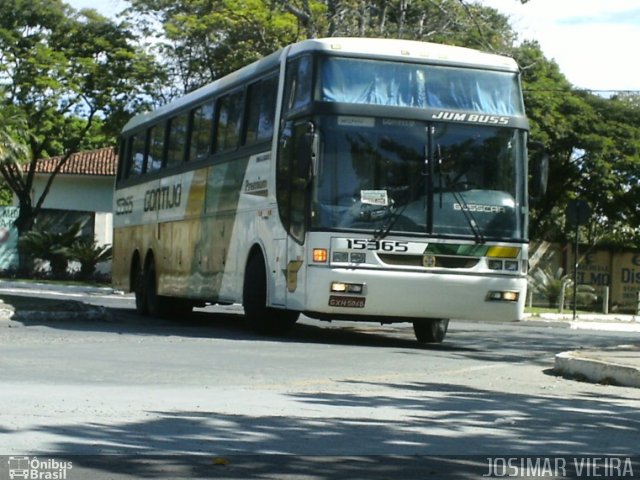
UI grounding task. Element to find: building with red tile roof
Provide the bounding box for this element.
[33,147,117,177]
[14,147,118,250]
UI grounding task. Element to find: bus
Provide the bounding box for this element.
[113,37,542,343]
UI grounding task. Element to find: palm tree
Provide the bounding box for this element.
[0,107,30,168]
[0,107,32,271]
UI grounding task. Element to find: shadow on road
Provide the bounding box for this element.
[30,381,640,477]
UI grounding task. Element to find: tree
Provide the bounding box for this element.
[125,0,519,97]
[514,41,640,246]
[0,107,30,206]
[125,0,302,96]
[0,0,163,235]
[282,0,517,51]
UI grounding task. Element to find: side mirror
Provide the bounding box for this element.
[529,142,549,202]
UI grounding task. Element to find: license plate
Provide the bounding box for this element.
[328,295,366,308]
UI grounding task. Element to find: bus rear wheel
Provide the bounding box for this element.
[243,254,299,334]
[144,259,162,317]
[140,258,193,319]
[133,265,147,315]
[413,318,449,343]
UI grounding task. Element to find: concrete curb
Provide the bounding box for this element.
[0,300,114,324]
[555,348,640,388]
[523,314,640,333]
[0,281,123,296]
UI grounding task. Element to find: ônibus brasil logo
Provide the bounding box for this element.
[7,456,73,480]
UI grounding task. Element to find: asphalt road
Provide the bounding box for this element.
[0,287,639,479]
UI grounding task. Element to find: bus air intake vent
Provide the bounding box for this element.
[378,254,479,269]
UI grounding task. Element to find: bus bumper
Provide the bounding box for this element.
[304,266,526,322]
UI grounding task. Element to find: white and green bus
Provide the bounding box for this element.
[113,37,540,343]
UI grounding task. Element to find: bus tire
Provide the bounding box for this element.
[243,254,298,334]
[166,299,193,319]
[133,264,147,316]
[413,318,449,343]
[144,259,163,317]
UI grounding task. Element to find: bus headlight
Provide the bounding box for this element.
[487,291,519,302]
[331,282,365,294]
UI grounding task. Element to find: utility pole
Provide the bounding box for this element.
[566,199,591,320]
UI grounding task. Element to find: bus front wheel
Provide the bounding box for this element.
[243,254,299,334]
[413,318,449,343]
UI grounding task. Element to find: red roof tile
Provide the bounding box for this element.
[35,147,117,176]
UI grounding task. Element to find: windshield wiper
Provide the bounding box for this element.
[372,201,406,240]
[450,188,485,244]
[433,144,484,244]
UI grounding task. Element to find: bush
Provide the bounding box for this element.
[66,238,112,280]
[18,222,83,278]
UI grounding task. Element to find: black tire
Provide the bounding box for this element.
[144,260,163,317]
[243,254,299,334]
[133,265,147,315]
[413,318,449,343]
[165,299,193,319]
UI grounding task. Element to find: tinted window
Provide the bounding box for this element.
[284,56,312,114]
[190,102,214,162]
[246,75,277,145]
[320,57,524,115]
[167,114,188,167]
[128,133,147,177]
[215,91,244,153]
[148,123,166,173]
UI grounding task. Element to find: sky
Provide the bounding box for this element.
[68,0,640,93]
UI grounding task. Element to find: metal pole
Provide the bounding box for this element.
[573,225,579,320]
[603,286,609,315]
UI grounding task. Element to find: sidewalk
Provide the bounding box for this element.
[523,312,640,388]
[1,280,639,388]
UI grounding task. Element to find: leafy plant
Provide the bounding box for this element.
[529,263,597,310]
[528,263,566,308]
[18,222,83,278]
[66,238,112,280]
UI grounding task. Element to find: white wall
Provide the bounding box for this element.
[30,174,114,212]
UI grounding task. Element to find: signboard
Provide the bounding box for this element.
[0,207,19,270]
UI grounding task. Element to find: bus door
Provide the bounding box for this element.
[274,119,315,310]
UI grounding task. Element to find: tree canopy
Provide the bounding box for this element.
[0,0,163,233]
[514,40,640,246]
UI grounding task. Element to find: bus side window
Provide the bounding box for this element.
[215,90,244,153]
[246,75,277,145]
[190,102,214,162]
[128,132,147,178]
[147,122,166,173]
[283,56,312,115]
[167,113,189,167]
[117,138,128,181]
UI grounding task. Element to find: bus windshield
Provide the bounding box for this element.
[320,57,524,115]
[312,117,525,241]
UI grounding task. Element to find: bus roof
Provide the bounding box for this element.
[122,37,519,134]
[289,37,519,72]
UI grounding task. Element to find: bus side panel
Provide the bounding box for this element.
[216,152,279,304]
[112,179,161,292]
